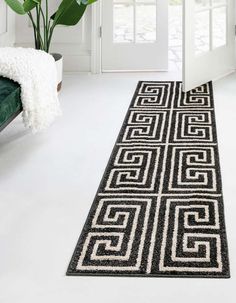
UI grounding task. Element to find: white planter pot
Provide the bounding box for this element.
[51,53,63,91]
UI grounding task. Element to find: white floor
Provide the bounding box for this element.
[0,72,236,303]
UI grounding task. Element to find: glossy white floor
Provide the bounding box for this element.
[0,72,236,303]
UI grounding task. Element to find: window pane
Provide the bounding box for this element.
[212,7,227,48]
[136,4,157,43]
[113,4,134,43]
[195,10,210,55]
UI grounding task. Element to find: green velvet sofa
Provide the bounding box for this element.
[0,76,22,132]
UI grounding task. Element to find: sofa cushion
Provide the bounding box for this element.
[0,76,22,129]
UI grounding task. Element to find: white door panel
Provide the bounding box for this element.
[183,0,235,92]
[0,2,15,46]
[102,0,168,71]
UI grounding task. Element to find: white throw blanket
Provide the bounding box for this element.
[0,47,61,132]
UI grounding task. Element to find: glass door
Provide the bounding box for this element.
[102,0,168,71]
[183,0,235,91]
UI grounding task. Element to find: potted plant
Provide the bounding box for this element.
[4,0,97,90]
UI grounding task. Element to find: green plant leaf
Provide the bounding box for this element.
[23,0,40,12]
[76,0,96,4]
[51,0,86,26]
[4,0,26,14]
[87,0,97,4]
[51,0,95,26]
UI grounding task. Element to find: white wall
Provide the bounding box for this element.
[0,1,15,46]
[15,3,92,72]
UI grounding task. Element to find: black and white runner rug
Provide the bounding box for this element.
[67,82,230,278]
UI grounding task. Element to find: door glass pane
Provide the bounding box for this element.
[136,0,156,3]
[113,0,157,44]
[195,10,210,55]
[114,0,133,3]
[195,0,210,10]
[113,3,134,43]
[136,4,156,43]
[212,0,226,5]
[212,6,227,48]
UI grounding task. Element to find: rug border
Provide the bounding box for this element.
[66,81,231,279]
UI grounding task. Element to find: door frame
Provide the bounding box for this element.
[91,0,236,76]
[91,1,102,74]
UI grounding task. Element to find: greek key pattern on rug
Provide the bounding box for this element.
[67,82,230,278]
